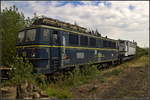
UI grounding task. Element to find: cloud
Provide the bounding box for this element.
[1,1,149,47]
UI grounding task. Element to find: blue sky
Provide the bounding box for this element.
[1,1,149,47]
[5,1,111,7]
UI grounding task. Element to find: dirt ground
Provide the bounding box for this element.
[71,56,149,99]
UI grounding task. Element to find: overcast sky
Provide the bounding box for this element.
[1,1,149,48]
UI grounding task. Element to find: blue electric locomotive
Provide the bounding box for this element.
[16,17,119,74]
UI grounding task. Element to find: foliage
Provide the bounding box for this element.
[9,57,35,85]
[63,67,85,86]
[25,12,38,27]
[45,87,72,99]
[54,64,101,87]
[7,57,35,98]
[81,64,100,77]
[0,5,25,65]
[44,65,103,98]
[136,46,148,58]
[35,74,48,89]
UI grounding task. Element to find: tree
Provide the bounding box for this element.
[0,6,45,98]
[0,5,25,65]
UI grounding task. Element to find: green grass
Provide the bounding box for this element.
[44,87,72,99]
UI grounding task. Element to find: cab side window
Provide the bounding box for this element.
[43,29,49,41]
[80,35,88,46]
[53,30,59,45]
[69,33,79,45]
[89,37,96,47]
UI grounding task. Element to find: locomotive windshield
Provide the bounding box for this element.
[40,28,49,41]
[18,31,25,43]
[17,28,37,44]
[25,29,36,42]
[17,27,59,45]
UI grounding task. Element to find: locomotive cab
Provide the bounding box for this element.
[16,27,61,74]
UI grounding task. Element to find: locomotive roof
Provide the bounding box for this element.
[20,17,117,42]
[118,39,137,44]
[33,17,87,31]
[21,24,117,42]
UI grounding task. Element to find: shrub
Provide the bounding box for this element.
[9,57,34,84]
[8,57,35,98]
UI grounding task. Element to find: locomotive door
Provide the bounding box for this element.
[50,30,61,71]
